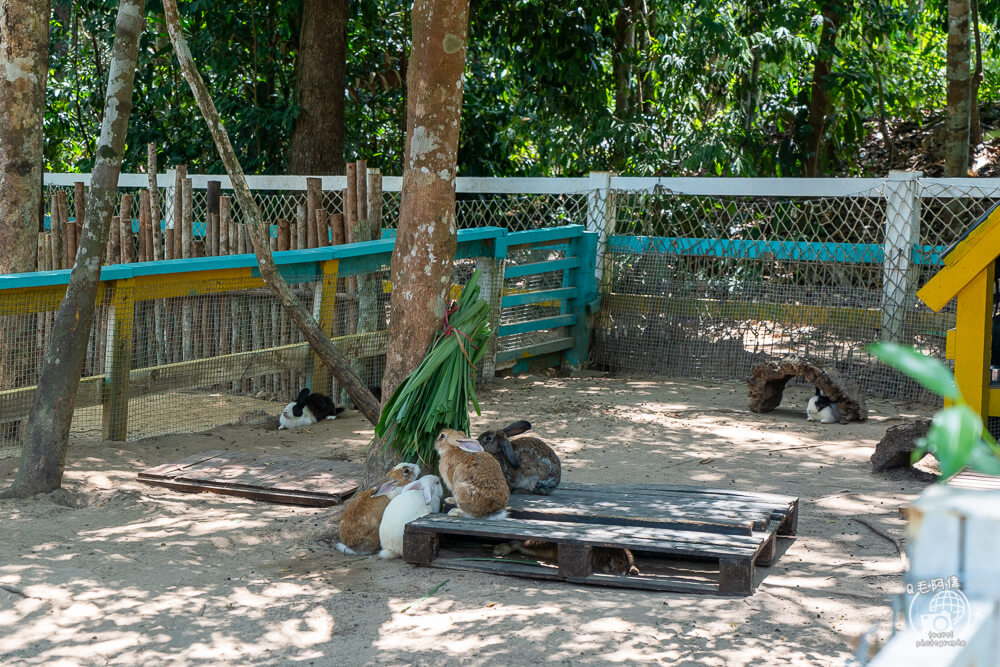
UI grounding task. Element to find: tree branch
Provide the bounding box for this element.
[161,0,380,425]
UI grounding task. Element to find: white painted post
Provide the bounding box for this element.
[587,171,613,284]
[869,485,1000,666]
[882,170,922,343]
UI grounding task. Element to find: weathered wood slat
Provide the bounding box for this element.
[559,482,797,507]
[137,452,364,506]
[137,450,230,478]
[507,491,761,534]
[407,516,761,557]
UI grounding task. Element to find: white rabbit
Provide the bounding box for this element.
[807,388,841,424]
[377,475,444,560]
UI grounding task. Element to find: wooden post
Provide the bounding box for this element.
[119,193,135,263]
[277,218,290,251]
[73,181,86,262]
[219,195,231,255]
[206,180,221,257]
[306,178,321,248]
[147,144,162,261]
[367,168,382,239]
[330,212,345,246]
[182,178,193,259]
[296,202,307,249]
[355,159,368,235]
[102,279,136,441]
[48,193,62,270]
[138,191,150,262]
[171,164,186,259]
[57,190,71,268]
[310,259,340,395]
[316,209,330,247]
[108,216,121,264]
[37,233,47,271]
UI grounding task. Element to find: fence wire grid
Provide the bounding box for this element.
[5,175,999,459]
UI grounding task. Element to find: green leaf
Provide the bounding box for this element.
[923,405,983,479]
[966,445,1000,476]
[867,342,960,401]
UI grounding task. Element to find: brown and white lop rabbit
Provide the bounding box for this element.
[493,539,640,576]
[334,462,420,555]
[435,428,509,519]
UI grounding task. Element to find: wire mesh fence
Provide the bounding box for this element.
[8,173,1000,460]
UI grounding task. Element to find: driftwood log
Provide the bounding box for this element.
[746,356,867,423]
[870,419,932,472]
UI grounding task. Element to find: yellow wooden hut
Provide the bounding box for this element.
[917,202,1000,422]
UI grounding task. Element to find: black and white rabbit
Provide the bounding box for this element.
[278,388,344,430]
[806,387,841,424]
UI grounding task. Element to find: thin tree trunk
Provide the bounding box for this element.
[162,0,380,424]
[365,0,471,483]
[802,0,850,177]
[945,0,972,176]
[2,0,145,498]
[287,0,347,174]
[969,0,983,147]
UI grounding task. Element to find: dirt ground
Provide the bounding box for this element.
[0,373,939,666]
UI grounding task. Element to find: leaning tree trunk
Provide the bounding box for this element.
[1,0,144,499]
[364,0,471,483]
[0,0,51,442]
[945,0,972,177]
[162,0,380,425]
[287,0,347,174]
[802,0,850,177]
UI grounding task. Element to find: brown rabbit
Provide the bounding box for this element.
[493,539,639,576]
[335,462,420,555]
[435,428,509,519]
[477,420,560,495]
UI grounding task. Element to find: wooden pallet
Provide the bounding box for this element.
[138,450,365,506]
[403,483,798,595]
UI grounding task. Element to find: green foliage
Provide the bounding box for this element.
[375,271,492,466]
[42,0,1000,177]
[868,342,1000,480]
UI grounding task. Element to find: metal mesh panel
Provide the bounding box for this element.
[590,187,945,402]
[455,193,588,231]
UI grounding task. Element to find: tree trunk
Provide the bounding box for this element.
[613,0,637,118]
[0,0,51,443]
[802,0,850,177]
[0,0,48,275]
[1,0,144,499]
[287,0,347,174]
[969,0,983,148]
[364,0,471,483]
[945,0,972,177]
[162,0,381,425]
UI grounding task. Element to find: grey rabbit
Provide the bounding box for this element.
[476,420,560,495]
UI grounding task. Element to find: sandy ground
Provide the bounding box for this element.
[0,373,938,666]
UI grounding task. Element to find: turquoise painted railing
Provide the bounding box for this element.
[0,225,599,441]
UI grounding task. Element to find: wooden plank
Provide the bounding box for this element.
[170,452,272,482]
[506,491,760,534]
[718,557,754,595]
[497,314,576,338]
[561,482,798,508]
[406,516,762,558]
[137,450,230,478]
[503,257,581,279]
[194,456,313,486]
[495,338,575,364]
[137,477,352,506]
[269,461,366,494]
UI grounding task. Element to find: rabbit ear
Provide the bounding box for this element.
[503,420,532,437]
[402,480,422,491]
[456,438,484,453]
[372,481,397,497]
[295,388,311,404]
[500,438,521,469]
